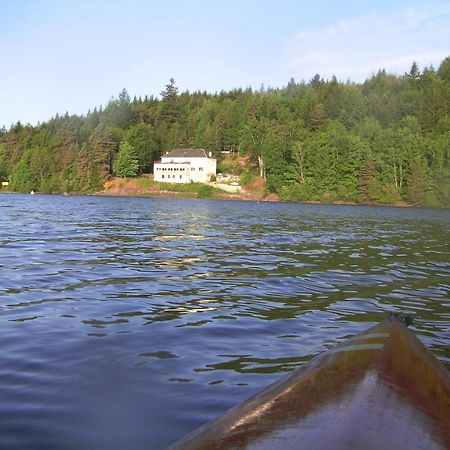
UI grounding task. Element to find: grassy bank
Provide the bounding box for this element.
[100,176,255,200]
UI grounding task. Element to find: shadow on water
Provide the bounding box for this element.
[0,194,449,449]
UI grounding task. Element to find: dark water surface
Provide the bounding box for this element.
[0,194,449,449]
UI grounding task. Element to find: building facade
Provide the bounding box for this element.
[153,149,217,184]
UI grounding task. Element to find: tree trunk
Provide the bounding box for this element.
[258,155,266,180]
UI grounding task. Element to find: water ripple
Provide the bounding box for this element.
[0,194,449,449]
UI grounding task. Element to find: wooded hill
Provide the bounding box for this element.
[1,57,449,207]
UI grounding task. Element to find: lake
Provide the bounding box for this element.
[0,194,449,449]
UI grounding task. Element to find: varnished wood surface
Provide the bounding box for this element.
[168,318,450,449]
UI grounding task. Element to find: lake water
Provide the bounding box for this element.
[0,194,449,449]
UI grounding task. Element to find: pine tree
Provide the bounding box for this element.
[160,78,180,124]
[408,61,420,79]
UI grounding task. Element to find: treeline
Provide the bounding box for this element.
[1,58,449,206]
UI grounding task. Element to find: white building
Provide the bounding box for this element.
[153,149,217,184]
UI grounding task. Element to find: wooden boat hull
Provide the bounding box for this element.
[168,318,450,449]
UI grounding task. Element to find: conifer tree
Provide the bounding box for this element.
[160,78,180,124]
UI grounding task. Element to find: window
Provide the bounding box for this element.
[199,167,203,171]
[179,175,182,179]
[162,174,165,179]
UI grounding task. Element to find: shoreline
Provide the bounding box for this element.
[94,178,417,208]
[95,188,280,202]
[93,190,423,208]
[2,187,445,210]
[93,190,432,209]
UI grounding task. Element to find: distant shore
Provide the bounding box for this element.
[96,176,281,202]
[94,177,425,208]
[2,179,440,209]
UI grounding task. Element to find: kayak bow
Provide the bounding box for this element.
[168,318,450,449]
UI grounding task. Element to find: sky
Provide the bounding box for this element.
[1,0,449,128]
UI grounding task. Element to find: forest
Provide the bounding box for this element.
[1,57,449,207]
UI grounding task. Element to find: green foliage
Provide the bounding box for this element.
[159,181,218,198]
[196,184,213,198]
[239,168,256,186]
[261,132,289,193]
[433,168,450,207]
[280,182,319,202]
[358,156,378,203]
[217,160,234,173]
[10,150,34,192]
[113,141,139,177]
[135,176,157,189]
[102,88,134,129]
[159,182,200,193]
[160,78,180,124]
[124,123,159,173]
[1,56,450,207]
[0,144,8,181]
[437,57,450,83]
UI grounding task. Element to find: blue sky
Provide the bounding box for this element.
[1,0,449,128]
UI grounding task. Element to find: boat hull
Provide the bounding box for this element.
[168,318,450,449]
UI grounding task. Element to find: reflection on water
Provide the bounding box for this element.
[0,194,449,449]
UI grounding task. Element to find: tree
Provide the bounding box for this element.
[406,159,428,205]
[0,144,8,180]
[102,88,134,129]
[358,155,378,203]
[407,61,420,79]
[418,71,447,131]
[239,100,267,177]
[124,123,159,173]
[433,168,450,207]
[160,78,180,124]
[310,73,322,88]
[0,55,449,206]
[290,140,308,184]
[113,141,139,177]
[437,57,450,83]
[89,126,120,183]
[161,77,178,99]
[309,102,327,131]
[261,131,289,193]
[10,149,35,192]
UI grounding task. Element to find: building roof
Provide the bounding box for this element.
[164,148,211,158]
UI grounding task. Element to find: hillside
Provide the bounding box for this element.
[1,59,450,207]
